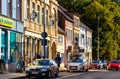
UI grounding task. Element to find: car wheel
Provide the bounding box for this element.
[85,68,88,72]
[47,71,52,78]
[26,73,30,78]
[55,70,59,77]
[82,67,84,72]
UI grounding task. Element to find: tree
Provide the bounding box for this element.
[58,0,120,61]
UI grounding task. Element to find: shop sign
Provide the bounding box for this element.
[0,16,14,28]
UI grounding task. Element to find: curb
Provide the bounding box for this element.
[59,68,67,72]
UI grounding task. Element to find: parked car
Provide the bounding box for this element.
[67,57,88,72]
[107,60,120,71]
[101,60,107,69]
[90,60,103,69]
[25,59,59,78]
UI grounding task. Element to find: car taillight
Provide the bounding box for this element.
[108,64,110,67]
[119,65,120,68]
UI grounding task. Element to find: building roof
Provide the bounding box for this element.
[80,21,93,32]
[58,6,74,22]
[58,26,66,35]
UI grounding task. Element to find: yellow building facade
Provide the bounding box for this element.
[23,0,58,65]
[73,13,80,55]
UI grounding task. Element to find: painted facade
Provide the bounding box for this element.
[57,27,65,67]
[24,0,58,66]
[72,13,80,55]
[0,0,24,72]
[58,6,74,67]
[79,22,92,63]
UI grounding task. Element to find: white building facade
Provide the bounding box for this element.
[79,22,92,63]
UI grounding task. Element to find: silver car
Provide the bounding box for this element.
[67,58,88,72]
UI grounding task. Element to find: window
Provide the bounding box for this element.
[42,8,44,25]
[37,39,41,54]
[10,32,22,63]
[32,39,35,57]
[7,0,12,17]
[27,0,30,19]
[46,10,48,26]
[32,2,35,21]
[16,0,22,20]
[58,35,63,43]
[26,37,30,56]
[0,0,2,14]
[53,8,56,28]
[37,5,40,24]
[81,34,84,45]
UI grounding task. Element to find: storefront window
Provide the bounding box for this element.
[10,31,22,63]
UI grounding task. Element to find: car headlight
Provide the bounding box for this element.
[41,68,47,72]
[79,64,83,67]
[25,67,30,71]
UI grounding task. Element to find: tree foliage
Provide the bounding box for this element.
[58,0,120,61]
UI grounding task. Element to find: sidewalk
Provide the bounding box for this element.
[0,67,67,79]
[0,72,25,79]
[59,67,67,72]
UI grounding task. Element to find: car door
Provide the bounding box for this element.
[50,60,57,74]
[83,60,88,70]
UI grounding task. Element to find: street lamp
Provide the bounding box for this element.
[97,15,100,60]
[41,0,48,59]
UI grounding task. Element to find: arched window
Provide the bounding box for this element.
[52,8,56,28]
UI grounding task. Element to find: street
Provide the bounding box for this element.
[1,70,120,79]
[56,70,120,79]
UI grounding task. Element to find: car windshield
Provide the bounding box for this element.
[71,58,83,63]
[92,60,100,63]
[33,60,50,66]
[101,60,106,63]
[111,60,120,64]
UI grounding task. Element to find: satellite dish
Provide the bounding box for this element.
[31,11,37,19]
[50,20,54,25]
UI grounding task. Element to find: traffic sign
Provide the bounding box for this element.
[41,32,48,38]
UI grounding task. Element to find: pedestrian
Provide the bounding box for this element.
[55,54,61,68]
[16,56,24,72]
[36,53,41,59]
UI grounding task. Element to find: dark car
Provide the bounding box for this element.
[107,60,120,71]
[90,60,103,69]
[25,59,59,78]
[101,60,107,69]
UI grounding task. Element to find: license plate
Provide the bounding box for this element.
[71,67,76,69]
[32,71,38,74]
[112,67,116,70]
[42,73,46,76]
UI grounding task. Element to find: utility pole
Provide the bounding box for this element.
[41,0,48,59]
[43,0,46,59]
[98,16,99,60]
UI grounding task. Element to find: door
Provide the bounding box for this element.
[1,30,7,64]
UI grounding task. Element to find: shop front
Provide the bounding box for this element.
[0,16,24,72]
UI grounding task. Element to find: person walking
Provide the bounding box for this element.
[36,53,41,59]
[16,56,24,72]
[55,54,61,68]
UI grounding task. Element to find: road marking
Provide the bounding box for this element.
[58,73,83,79]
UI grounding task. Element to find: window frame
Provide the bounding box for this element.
[16,0,22,20]
[0,0,2,14]
[7,0,12,17]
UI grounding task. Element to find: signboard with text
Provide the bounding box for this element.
[0,16,14,28]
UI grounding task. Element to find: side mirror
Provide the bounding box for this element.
[50,63,53,66]
[33,62,36,65]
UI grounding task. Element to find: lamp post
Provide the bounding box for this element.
[97,15,100,60]
[41,0,48,59]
